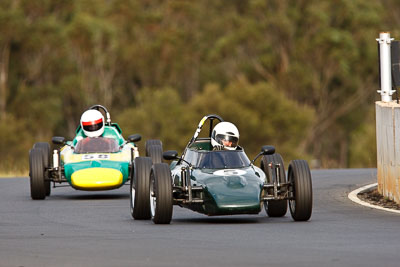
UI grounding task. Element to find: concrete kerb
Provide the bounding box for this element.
[348,183,400,214]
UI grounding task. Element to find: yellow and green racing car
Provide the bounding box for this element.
[29,105,162,200]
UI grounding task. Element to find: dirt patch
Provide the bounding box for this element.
[358,188,400,210]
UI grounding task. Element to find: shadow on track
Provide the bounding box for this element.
[50,193,129,201]
[172,215,292,225]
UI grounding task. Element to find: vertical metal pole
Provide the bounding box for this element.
[377,32,395,102]
[271,163,278,198]
[181,167,187,189]
[187,168,192,203]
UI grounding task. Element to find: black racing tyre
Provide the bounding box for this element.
[288,160,313,221]
[33,142,51,196]
[145,140,163,164]
[29,148,46,200]
[145,140,163,163]
[145,139,163,148]
[261,153,288,217]
[147,145,163,164]
[150,163,173,224]
[131,157,152,220]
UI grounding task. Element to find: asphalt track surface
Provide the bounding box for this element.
[1,169,400,267]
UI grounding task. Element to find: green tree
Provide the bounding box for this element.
[1,0,399,172]
[117,87,191,154]
[188,78,315,161]
[0,0,24,120]
[117,78,314,162]
[65,1,119,108]
[203,0,382,167]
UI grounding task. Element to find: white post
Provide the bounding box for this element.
[377,32,396,102]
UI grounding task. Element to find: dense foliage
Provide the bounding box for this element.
[1,0,397,172]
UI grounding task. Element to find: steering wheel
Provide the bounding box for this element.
[89,105,111,126]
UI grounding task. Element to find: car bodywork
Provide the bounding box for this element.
[59,123,137,190]
[170,143,266,216]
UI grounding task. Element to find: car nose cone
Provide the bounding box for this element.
[71,168,123,190]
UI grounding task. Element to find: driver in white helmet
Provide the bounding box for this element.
[80,109,105,138]
[74,109,109,150]
[211,122,240,151]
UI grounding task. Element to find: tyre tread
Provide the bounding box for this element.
[152,163,173,224]
[30,148,46,200]
[145,140,163,164]
[132,157,152,220]
[288,160,313,221]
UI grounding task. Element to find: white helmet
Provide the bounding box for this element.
[211,122,239,150]
[80,110,105,137]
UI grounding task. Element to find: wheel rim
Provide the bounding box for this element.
[288,171,296,213]
[289,199,296,212]
[130,183,135,214]
[150,175,156,217]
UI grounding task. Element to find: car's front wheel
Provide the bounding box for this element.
[33,142,51,196]
[29,148,46,200]
[150,163,173,224]
[131,157,152,220]
[288,160,313,221]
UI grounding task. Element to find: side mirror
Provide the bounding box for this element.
[52,136,65,145]
[128,134,141,143]
[261,145,275,155]
[251,145,276,165]
[163,150,179,160]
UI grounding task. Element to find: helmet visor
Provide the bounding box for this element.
[215,134,238,148]
[82,119,103,132]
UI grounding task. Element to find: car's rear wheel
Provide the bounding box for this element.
[131,157,152,220]
[145,139,162,148]
[150,163,173,224]
[288,160,313,221]
[29,148,46,200]
[145,140,163,164]
[261,153,288,217]
[33,142,51,196]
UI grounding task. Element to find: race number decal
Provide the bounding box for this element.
[82,154,110,160]
[213,169,246,176]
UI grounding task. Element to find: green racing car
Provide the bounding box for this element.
[130,114,313,224]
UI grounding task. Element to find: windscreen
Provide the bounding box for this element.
[184,149,250,169]
[75,137,120,153]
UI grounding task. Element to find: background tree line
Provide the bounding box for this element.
[1,0,399,173]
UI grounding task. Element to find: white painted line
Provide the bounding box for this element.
[348,183,400,214]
